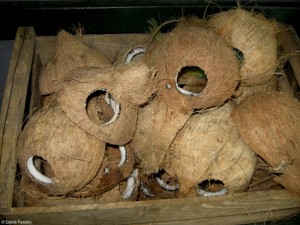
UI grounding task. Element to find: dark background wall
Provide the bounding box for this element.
[0,0,300,40]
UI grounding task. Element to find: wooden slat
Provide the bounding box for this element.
[140,209,300,225]
[0,27,35,211]
[35,33,150,66]
[277,72,294,95]
[1,190,300,225]
[277,23,300,86]
[0,27,25,160]
[29,53,42,113]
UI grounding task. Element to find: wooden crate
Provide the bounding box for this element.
[0,25,300,225]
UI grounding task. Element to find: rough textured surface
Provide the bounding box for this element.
[146,18,240,111]
[165,102,257,197]
[232,91,300,196]
[130,97,191,174]
[208,8,278,86]
[17,106,105,195]
[71,145,135,197]
[55,63,157,145]
[233,78,278,103]
[39,30,111,95]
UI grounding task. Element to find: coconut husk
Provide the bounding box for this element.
[21,175,126,207]
[139,171,179,200]
[55,63,157,145]
[114,63,157,105]
[232,91,300,195]
[233,78,278,103]
[146,18,240,111]
[71,145,136,197]
[39,29,111,95]
[130,97,191,174]
[165,102,257,197]
[247,156,284,192]
[17,105,105,195]
[114,45,148,65]
[208,8,278,86]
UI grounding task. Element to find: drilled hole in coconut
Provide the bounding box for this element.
[105,144,127,168]
[125,47,146,64]
[155,169,179,191]
[233,48,244,64]
[26,156,55,184]
[86,89,120,125]
[197,179,227,197]
[176,66,208,96]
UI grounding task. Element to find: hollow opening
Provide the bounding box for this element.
[176,66,207,96]
[86,90,120,125]
[105,144,126,167]
[198,179,225,193]
[154,169,179,191]
[26,156,54,184]
[125,47,145,63]
[233,48,244,64]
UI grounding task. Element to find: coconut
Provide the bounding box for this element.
[208,8,278,86]
[146,18,240,111]
[164,102,257,197]
[139,170,179,200]
[21,175,126,207]
[39,29,111,95]
[55,63,157,145]
[71,145,136,197]
[233,78,278,103]
[130,97,191,174]
[232,91,300,195]
[17,106,105,195]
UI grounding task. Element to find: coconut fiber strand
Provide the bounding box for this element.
[17,106,105,195]
[165,102,256,197]
[39,30,111,95]
[208,8,278,86]
[232,91,300,196]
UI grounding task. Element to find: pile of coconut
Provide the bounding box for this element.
[16,8,300,206]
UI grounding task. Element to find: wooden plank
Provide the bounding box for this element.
[139,209,300,225]
[0,27,26,160]
[277,23,300,86]
[35,33,150,66]
[0,27,35,211]
[1,190,299,225]
[277,72,294,95]
[29,53,42,113]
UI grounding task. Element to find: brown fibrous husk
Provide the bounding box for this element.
[139,171,179,200]
[21,175,128,207]
[233,78,278,103]
[20,145,137,206]
[146,18,240,112]
[17,106,105,195]
[130,97,191,174]
[232,91,300,195]
[56,63,157,145]
[71,145,136,197]
[208,8,278,86]
[39,29,111,95]
[165,102,257,197]
[247,156,284,192]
